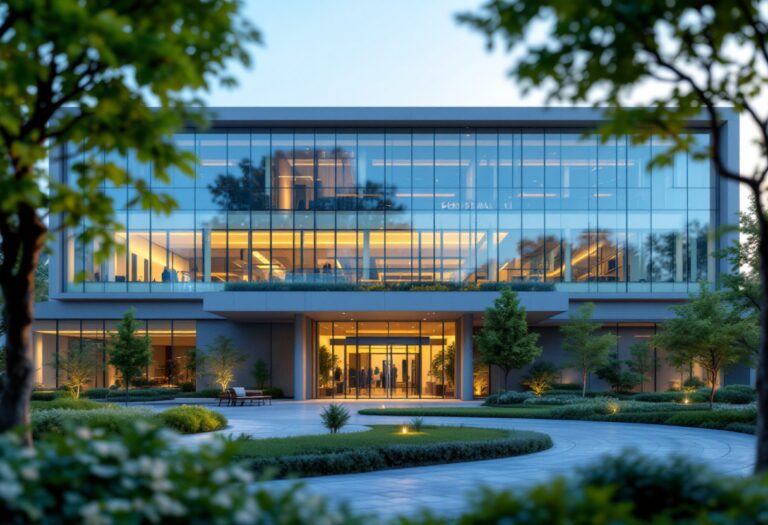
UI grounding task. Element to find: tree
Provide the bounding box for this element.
[559,303,617,397]
[476,288,542,390]
[52,340,99,400]
[108,309,152,397]
[458,0,768,472]
[522,361,559,397]
[0,2,259,444]
[654,283,754,409]
[628,341,656,393]
[197,336,245,392]
[252,358,269,390]
[595,356,642,394]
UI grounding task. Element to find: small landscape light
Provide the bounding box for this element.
[683,397,690,405]
[401,426,409,434]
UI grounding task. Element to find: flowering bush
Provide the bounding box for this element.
[0,423,358,524]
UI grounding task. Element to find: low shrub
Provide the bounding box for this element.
[321,403,351,434]
[178,381,196,392]
[0,424,355,524]
[522,394,586,406]
[633,391,686,403]
[31,398,109,411]
[31,408,153,438]
[84,387,179,401]
[263,386,284,398]
[483,390,533,405]
[664,408,757,430]
[709,387,755,404]
[30,390,65,401]
[550,383,582,391]
[156,405,228,434]
[722,384,756,394]
[176,388,222,398]
[724,422,756,434]
[547,397,621,419]
[248,430,552,479]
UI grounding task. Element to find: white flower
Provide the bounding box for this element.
[211,468,230,484]
[80,502,111,525]
[211,490,232,508]
[153,493,186,516]
[0,481,22,501]
[75,427,93,440]
[19,465,38,481]
[104,498,132,513]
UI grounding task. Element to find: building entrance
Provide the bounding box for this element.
[316,321,456,399]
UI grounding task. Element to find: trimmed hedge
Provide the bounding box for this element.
[247,430,552,479]
[31,398,110,411]
[634,386,756,405]
[176,388,222,398]
[84,387,179,401]
[483,391,534,405]
[156,405,228,434]
[32,408,154,438]
[224,281,555,292]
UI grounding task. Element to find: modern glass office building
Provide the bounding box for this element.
[34,108,744,399]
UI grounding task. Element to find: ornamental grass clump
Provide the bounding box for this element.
[320,403,351,434]
[156,405,228,434]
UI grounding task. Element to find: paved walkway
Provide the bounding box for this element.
[167,400,756,519]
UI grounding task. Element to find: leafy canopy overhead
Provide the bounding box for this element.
[458,1,766,181]
[0,1,260,260]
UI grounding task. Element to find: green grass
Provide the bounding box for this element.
[236,424,510,459]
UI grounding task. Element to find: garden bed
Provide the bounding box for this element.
[238,425,552,478]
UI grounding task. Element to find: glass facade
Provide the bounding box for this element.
[316,320,456,399]
[32,320,196,389]
[65,128,714,293]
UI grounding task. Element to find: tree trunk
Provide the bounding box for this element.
[0,209,47,446]
[582,370,588,397]
[755,203,768,473]
[709,369,717,410]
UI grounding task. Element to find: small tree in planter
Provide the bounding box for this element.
[628,341,657,393]
[317,345,339,395]
[108,309,152,398]
[252,358,269,389]
[476,288,542,390]
[522,361,559,397]
[52,340,100,400]
[595,356,642,393]
[431,342,456,395]
[197,336,245,392]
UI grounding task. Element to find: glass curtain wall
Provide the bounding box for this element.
[66,129,714,293]
[316,320,457,399]
[31,320,196,389]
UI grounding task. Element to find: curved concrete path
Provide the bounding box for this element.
[168,400,756,519]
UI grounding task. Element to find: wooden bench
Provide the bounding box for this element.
[219,387,272,406]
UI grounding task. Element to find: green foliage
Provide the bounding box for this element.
[628,342,656,393]
[522,394,587,406]
[224,281,556,292]
[252,358,269,389]
[521,360,559,396]
[1,423,361,525]
[559,303,617,396]
[318,345,338,389]
[31,407,153,438]
[247,430,552,479]
[156,405,227,434]
[30,390,65,401]
[175,388,223,399]
[595,356,642,393]
[483,390,534,406]
[108,309,152,396]
[430,342,456,387]
[48,340,100,400]
[30,398,107,411]
[476,288,542,387]
[196,336,246,391]
[0,0,260,439]
[320,403,351,434]
[409,417,425,432]
[83,387,179,401]
[262,387,285,399]
[654,283,755,408]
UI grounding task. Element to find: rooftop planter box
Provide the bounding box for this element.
[223,281,556,293]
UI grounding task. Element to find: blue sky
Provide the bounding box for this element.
[205,0,537,107]
[205,0,758,200]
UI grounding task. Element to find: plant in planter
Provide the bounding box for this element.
[318,345,339,396]
[522,361,559,397]
[431,342,456,396]
[252,358,269,389]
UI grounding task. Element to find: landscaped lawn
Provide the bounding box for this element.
[236,424,510,458]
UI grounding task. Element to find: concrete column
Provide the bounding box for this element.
[294,314,307,400]
[362,230,371,280]
[461,314,474,401]
[203,228,212,282]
